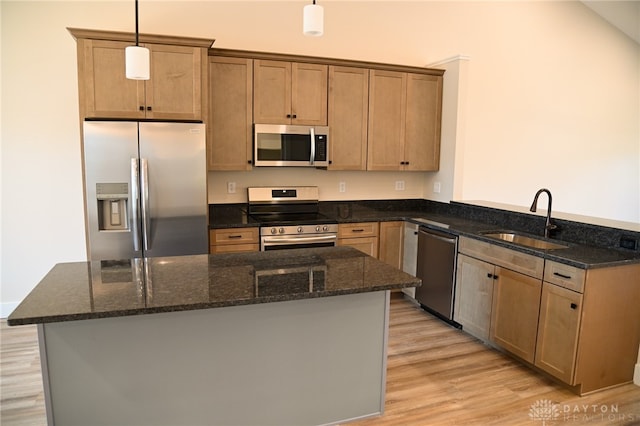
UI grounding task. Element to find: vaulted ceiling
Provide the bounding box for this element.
[582,1,640,44]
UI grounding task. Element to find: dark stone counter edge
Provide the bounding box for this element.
[7,282,419,327]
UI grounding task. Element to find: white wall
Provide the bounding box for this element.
[1,1,638,315]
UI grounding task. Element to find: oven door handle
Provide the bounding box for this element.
[263,235,337,245]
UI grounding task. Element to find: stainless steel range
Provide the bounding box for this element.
[247,186,338,251]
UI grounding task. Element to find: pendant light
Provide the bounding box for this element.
[303,0,324,37]
[125,0,150,80]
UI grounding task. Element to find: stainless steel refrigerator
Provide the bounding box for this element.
[83,121,208,261]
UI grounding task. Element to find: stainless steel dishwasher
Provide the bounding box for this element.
[415,227,460,326]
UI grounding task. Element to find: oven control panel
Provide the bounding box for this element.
[262,224,338,236]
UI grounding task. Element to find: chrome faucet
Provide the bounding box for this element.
[530,188,557,238]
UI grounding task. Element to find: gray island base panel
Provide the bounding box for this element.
[9,247,419,425]
[39,291,390,426]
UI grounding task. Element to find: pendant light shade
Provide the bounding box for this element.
[303,1,324,37]
[126,0,150,80]
[126,45,150,80]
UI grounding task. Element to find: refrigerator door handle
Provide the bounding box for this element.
[140,158,151,251]
[131,158,141,251]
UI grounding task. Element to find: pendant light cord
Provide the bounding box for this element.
[134,0,139,46]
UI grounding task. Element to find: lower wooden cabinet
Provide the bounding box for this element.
[454,254,494,341]
[490,267,542,363]
[456,236,640,395]
[209,227,259,254]
[534,282,582,384]
[378,221,404,269]
[337,222,379,258]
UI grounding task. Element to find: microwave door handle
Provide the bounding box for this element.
[309,127,315,165]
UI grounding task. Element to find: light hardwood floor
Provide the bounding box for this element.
[1,296,639,425]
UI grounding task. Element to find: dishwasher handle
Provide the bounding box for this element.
[419,228,457,244]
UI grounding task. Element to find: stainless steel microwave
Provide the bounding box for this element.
[254,124,329,167]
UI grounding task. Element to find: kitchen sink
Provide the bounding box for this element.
[481,232,569,250]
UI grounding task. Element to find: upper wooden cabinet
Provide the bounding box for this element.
[208,56,253,170]
[69,28,213,121]
[367,70,442,171]
[328,66,369,170]
[254,60,328,125]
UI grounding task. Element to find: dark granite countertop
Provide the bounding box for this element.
[8,246,421,326]
[209,201,640,270]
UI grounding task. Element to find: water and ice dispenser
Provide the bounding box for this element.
[96,183,129,231]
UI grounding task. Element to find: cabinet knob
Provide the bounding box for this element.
[247,160,252,164]
[292,114,297,118]
[147,106,152,111]
[139,106,145,111]
[570,303,578,310]
[286,114,291,118]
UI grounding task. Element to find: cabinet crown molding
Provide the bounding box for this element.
[210,48,445,77]
[67,27,215,48]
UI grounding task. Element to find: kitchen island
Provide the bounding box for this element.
[8,247,420,426]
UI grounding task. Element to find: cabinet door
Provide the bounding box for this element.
[490,267,542,363]
[404,73,442,171]
[208,56,253,170]
[379,221,404,269]
[454,254,494,341]
[291,62,328,125]
[535,282,582,384]
[253,60,291,124]
[367,70,406,171]
[80,39,145,119]
[145,44,204,120]
[328,66,369,170]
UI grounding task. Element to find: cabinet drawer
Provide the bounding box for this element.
[338,237,379,258]
[544,261,585,293]
[459,236,544,279]
[338,222,379,238]
[210,243,259,254]
[210,227,259,245]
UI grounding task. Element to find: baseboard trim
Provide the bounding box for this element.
[634,363,640,387]
[1,302,19,319]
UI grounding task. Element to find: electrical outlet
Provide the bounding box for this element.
[339,182,346,193]
[227,182,236,194]
[395,181,405,191]
[620,235,638,250]
[433,182,441,194]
